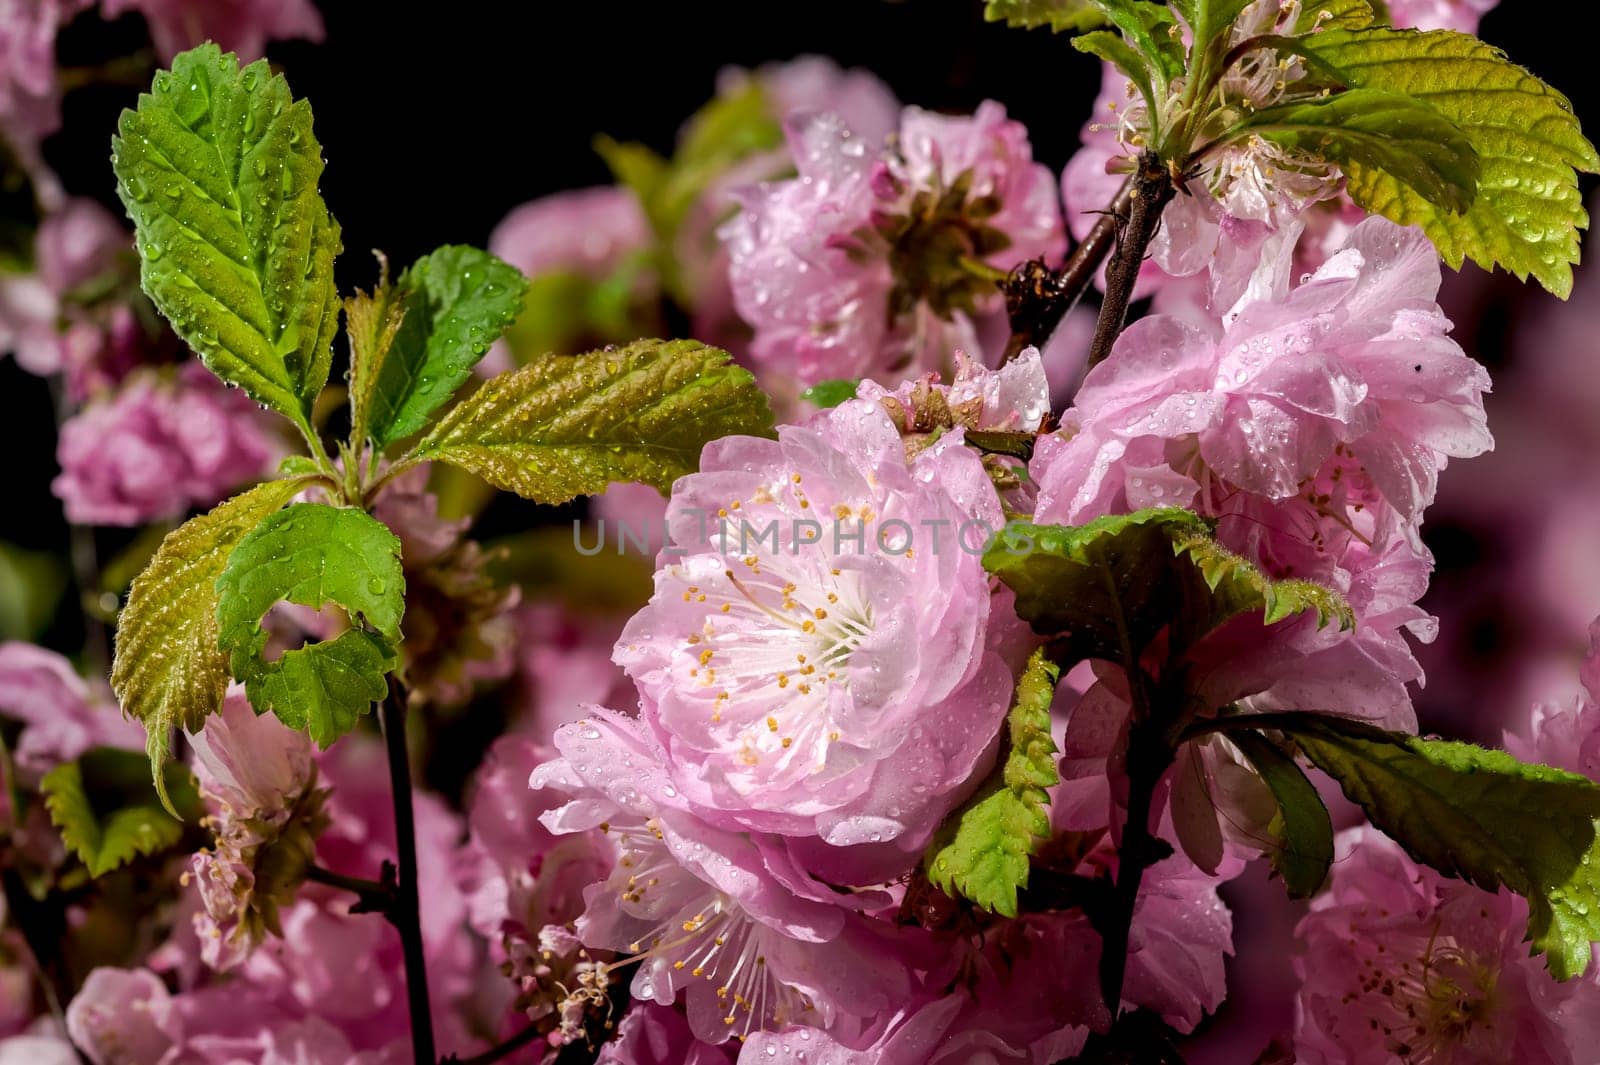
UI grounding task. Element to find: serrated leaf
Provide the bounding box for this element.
[361,246,528,447]
[111,478,307,813]
[1170,0,1252,51]
[1229,730,1332,898]
[112,44,341,424]
[984,0,1107,32]
[215,503,404,747]
[924,647,1061,916]
[1274,713,1600,978]
[984,510,1352,664]
[799,379,859,409]
[1292,0,1383,32]
[1094,0,1185,84]
[1074,31,1161,117]
[407,339,776,505]
[42,748,201,877]
[1286,28,1600,297]
[1171,532,1355,632]
[1245,88,1479,215]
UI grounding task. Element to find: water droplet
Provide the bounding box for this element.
[367,577,386,595]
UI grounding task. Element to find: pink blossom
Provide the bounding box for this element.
[615,398,1012,854]
[100,0,323,62]
[717,56,899,150]
[533,710,920,1044]
[722,100,1063,385]
[1293,827,1600,1064]
[0,198,150,399]
[490,186,650,285]
[0,0,90,167]
[0,1026,78,1065]
[1388,0,1499,31]
[596,1002,734,1065]
[186,691,328,971]
[53,361,283,526]
[0,641,142,776]
[1504,617,1600,781]
[510,602,636,740]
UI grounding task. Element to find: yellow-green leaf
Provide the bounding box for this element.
[924,647,1061,917]
[407,339,775,505]
[42,748,202,876]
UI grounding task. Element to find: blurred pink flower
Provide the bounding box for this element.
[596,1001,733,1065]
[53,361,282,526]
[1388,0,1499,31]
[1293,827,1600,1064]
[0,641,142,777]
[490,186,650,285]
[101,0,323,62]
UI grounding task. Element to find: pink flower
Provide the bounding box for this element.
[0,198,151,399]
[615,398,1013,854]
[532,711,920,1044]
[1504,617,1600,781]
[1388,0,1499,31]
[596,1001,734,1065]
[0,641,142,777]
[0,0,90,166]
[722,100,1063,385]
[186,691,328,971]
[717,56,899,150]
[53,361,283,526]
[510,603,636,740]
[490,186,651,285]
[100,0,323,62]
[1293,827,1600,1064]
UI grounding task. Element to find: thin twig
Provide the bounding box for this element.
[439,1023,542,1065]
[306,862,397,916]
[1000,177,1136,366]
[379,677,436,1065]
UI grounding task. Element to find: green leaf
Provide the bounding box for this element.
[983,0,1107,32]
[1093,0,1185,84]
[1286,28,1600,297]
[1244,88,1480,215]
[42,748,201,877]
[0,540,65,641]
[799,379,860,409]
[1170,0,1252,52]
[1170,532,1355,632]
[362,246,528,447]
[112,44,342,424]
[1292,0,1383,31]
[983,510,1352,664]
[111,478,307,813]
[1228,730,1333,898]
[1275,713,1600,978]
[924,647,1061,916]
[215,503,405,747]
[1073,31,1161,117]
[407,339,776,505]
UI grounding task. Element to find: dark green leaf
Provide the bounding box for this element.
[363,246,528,446]
[1274,713,1600,978]
[1229,730,1333,898]
[215,503,404,746]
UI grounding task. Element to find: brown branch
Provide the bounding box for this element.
[1085,153,1177,373]
[1000,177,1136,366]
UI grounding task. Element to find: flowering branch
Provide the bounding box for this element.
[438,1023,542,1065]
[1000,178,1135,366]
